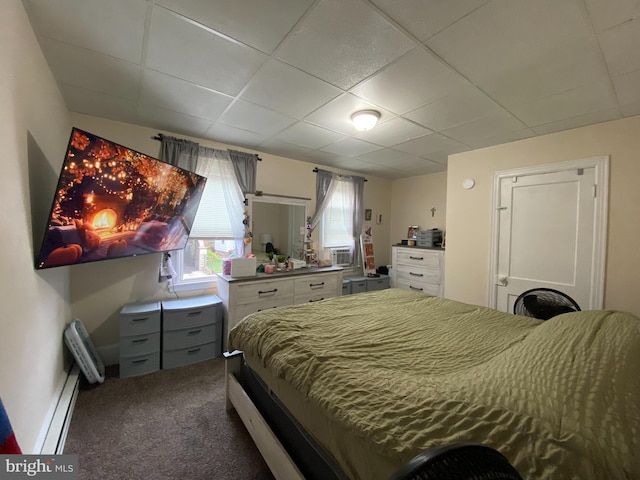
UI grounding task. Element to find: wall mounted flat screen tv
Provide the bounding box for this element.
[36,128,207,269]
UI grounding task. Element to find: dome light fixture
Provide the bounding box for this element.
[351,110,380,131]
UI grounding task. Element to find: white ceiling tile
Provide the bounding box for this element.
[156,0,313,53]
[404,86,503,131]
[613,70,640,105]
[531,108,621,136]
[510,81,618,127]
[330,157,379,172]
[461,128,537,149]
[257,139,313,160]
[621,101,640,117]
[351,48,470,114]
[598,18,640,76]
[393,133,470,160]
[354,117,431,146]
[23,0,148,63]
[241,60,341,119]
[146,6,267,95]
[217,99,296,136]
[371,0,490,41]
[356,164,406,178]
[202,123,267,147]
[583,0,640,33]
[427,0,593,82]
[60,84,139,124]
[320,138,381,157]
[38,38,141,100]
[137,105,214,138]
[356,148,418,166]
[276,0,414,89]
[440,111,528,147]
[273,122,345,150]
[304,94,395,135]
[140,70,233,122]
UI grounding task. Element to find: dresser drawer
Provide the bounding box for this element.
[235,279,295,304]
[120,302,161,336]
[293,273,339,296]
[294,292,333,304]
[163,321,222,350]
[235,296,294,323]
[162,295,221,331]
[120,332,160,357]
[162,341,220,369]
[396,265,441,286]
[396,249,442,268]
[397,278,441,296]
[119,351,160,378]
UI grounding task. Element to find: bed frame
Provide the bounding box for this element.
[224,350,348,480]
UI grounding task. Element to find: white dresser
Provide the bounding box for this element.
[216,267,343,349]
[391,246,445,297]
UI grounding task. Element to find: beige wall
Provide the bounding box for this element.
[69,114,392,348]
[445,115,640,316]
[1,0,74,452]
[390,171,447,245]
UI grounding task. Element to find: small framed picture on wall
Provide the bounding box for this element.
[365,209,372,221]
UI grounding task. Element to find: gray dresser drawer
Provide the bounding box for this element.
[120,332,160,357]
[163,321,222,350]
[119,352,160,378]
[120,301,161,336]
[162,341,220,369]
[162,295,222,331]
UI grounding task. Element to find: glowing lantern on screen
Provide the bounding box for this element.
[92,208,117,229]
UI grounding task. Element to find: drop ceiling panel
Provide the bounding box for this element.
[583,0,640,33]
[39,38,141,100]
[350,48,470,114]
[276,0,414,89]
[441,111,528,147]
[241,60,341,119]
[320,137,382,157]
[354,117,431,147]
[598,18,640,76]
[356,148,421,166]
[139,70,233,122]
[203,123,268,147]
[531,108,621,136]
[156,0,314,53]
[612,70,640,105]
[272,122,345,149]
[60,85,139,125]
[23,0,148,64]
[137,105,213,138]
[217,99,296,136]
[304,94,395,135]
[393,133,470,162]
[146,6,267,95]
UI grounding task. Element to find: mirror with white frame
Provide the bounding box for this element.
[247,194,309,261]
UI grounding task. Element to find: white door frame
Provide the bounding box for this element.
[488,156,609,310]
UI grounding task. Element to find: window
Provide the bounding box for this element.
[172,151,244,289]
[321,177,355,263]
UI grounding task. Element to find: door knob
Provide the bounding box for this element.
[497,275,509,286]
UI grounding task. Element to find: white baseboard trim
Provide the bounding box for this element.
[96,344,119,367]
[39,364,81,454]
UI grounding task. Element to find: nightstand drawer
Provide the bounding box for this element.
[120,302,161,336]
[120,352,160,378]
[294,274,339,296]
[120,332,160,357]
[162,341,220,369]
[162,295,221,331]
[163,321,222,350]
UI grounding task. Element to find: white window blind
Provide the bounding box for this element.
[322,179,354,249]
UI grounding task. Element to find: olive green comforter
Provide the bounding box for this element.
[229,288,640,480]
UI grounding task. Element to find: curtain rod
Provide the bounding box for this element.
[312,167,367,182]
[152,133,261,160]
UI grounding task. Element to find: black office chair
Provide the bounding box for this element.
[513,288,580,320]
[388,443,523,480]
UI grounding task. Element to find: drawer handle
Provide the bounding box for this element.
[309,282,325,288]
[309,297,324,302]
[409,272,424,277]
[258,288,278,295]
[187,310,203,317]
[187,329,202,335]
[132,358,148,364]
[132,338,149,344]
[132,317,149,322]
[409,285,424,291]
[409,256,424,260]
[187,348,201,354]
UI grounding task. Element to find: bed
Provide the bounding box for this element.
[225,288,640,480]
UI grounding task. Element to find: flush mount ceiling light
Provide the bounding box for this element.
[351,110,380,131]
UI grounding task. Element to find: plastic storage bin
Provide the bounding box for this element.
[366,274,390,291]
[348,276,368,294]
[342,278,352,295]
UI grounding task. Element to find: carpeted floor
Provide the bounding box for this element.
[64,358,274,480]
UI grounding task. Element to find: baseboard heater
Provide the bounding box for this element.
[40,363,81,454]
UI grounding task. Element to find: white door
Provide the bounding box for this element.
[494,165,603,313]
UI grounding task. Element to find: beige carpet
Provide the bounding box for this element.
[64,357,274,480]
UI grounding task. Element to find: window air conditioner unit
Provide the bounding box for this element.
[330,247,353,266]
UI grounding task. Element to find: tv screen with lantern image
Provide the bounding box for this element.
[35,128,207,269]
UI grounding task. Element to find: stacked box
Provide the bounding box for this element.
[416,229,443,247]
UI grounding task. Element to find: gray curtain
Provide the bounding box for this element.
[160,136,199,171]
[228,149,258,194]
[309,168,335,230]
[351,175,366,266]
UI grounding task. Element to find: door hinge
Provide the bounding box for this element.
[497,206,508,211]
